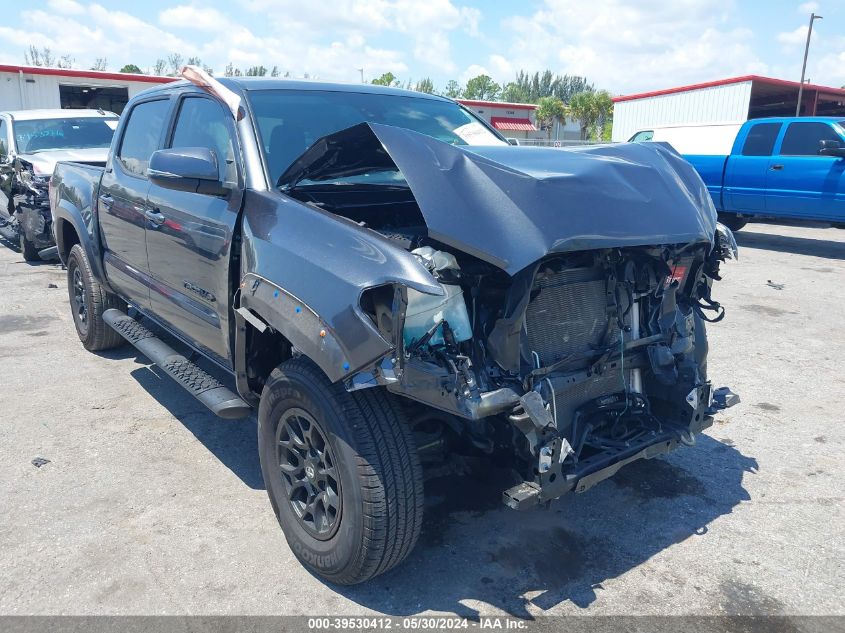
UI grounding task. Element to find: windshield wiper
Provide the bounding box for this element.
[288,181,409,190]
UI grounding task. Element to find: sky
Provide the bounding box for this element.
[0,0,843,95]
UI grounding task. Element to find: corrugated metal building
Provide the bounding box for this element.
[612,75,845,142]
[0,64,174,114]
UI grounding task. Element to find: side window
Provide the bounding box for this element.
[780,122,841,156]
[118,99,170,177]
[169,97,237,184]
[629,130,654,142]
[0,119,7,157]
[741,123,781,156]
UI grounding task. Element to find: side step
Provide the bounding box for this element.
[38,246,59,260]
[103,309,251,419]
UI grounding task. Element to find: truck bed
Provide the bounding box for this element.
[50,161,105,263]
[683,154,728,211]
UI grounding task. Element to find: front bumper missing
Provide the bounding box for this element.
[502,381,733,510]
[502,422,709,510]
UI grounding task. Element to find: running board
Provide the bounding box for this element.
[38,246,59,260]
[102,309,251,419]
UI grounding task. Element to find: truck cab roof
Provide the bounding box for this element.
[741,116,845,125]
[133,76,453,103]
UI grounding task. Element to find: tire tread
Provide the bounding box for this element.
[68,244,125,351]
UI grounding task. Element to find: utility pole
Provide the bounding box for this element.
[796,12,822,116]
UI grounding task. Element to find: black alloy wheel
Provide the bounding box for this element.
[71,265,89,335]
[276,407,342,539]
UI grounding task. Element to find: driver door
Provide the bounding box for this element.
[145,94,243,366]
[766,121,845,221]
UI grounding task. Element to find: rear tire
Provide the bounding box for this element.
[717,213,748,232]
[20,233,41,262]
[66,244,126,351]
[258,358,424,585]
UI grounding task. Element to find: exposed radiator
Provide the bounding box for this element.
[524,266,626,426]
[524,266,618,366]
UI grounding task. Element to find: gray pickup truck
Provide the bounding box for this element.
[50,70,738,584]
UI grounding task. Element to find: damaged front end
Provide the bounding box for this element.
[371,238,738,509]
[278,123,740,508]
[12,158,53,249]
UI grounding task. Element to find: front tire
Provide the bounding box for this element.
[717,212,748,231]
[66,244,126,351]
[258,358,424,585]
[20,233,41,262]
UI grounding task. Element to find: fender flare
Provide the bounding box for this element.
[53,202,109,287]
[238,273,389,385]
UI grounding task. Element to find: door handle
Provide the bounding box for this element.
[145,208,166,226]
[770,164,784,171]
[98,194,114,209]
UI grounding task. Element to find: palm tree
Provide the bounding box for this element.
[535,96,567,140]
[568,92,595,141]
[569,91,614,141]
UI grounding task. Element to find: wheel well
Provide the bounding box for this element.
[244,321,293,394]
[56,219,80,264]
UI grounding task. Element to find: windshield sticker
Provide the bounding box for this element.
[453,122,506,146]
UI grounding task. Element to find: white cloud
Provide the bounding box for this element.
[236,0,475,72]
[498,0,769,94]
[459,63,488,84]
[159,5,230,32]
[778,25,810,46]
[798,2,819,13]
[47,0,84,14]
[815,49,845,86]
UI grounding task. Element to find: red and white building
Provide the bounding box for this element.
[0,64,174,114]
[612,75,845,142]
[458,99,581,143]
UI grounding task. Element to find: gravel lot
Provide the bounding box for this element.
[0,222,843,618]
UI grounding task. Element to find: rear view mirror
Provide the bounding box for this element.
[819,139,845,158]
[148,147,229,195]
[507,138,520,146]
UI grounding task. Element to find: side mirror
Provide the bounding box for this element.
[148,147,229,195]
[819,139,845,158]
[507,137,520,146]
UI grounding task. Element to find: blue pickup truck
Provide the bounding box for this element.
[682,117,845,230]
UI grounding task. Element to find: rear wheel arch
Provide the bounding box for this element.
[55,217,81,265]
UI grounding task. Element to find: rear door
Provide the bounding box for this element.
[722,121,781,213]
[98,97,171,308]
[145,94,243,365]
[766,121,845,221]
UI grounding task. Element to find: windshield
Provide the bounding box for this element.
[14,117,118,153]
[248,89,506,185]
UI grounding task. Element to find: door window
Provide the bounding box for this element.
[117,99,170,177]
[780,122,841,156]
[0,119,7,158]
[629,130,654,142]
[169,97,237,184]
[741,122,781,156]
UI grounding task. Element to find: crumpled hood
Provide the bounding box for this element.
[18,147,110,175]
[280,122,717,274]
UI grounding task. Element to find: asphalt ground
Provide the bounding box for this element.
[0,222,842,619]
